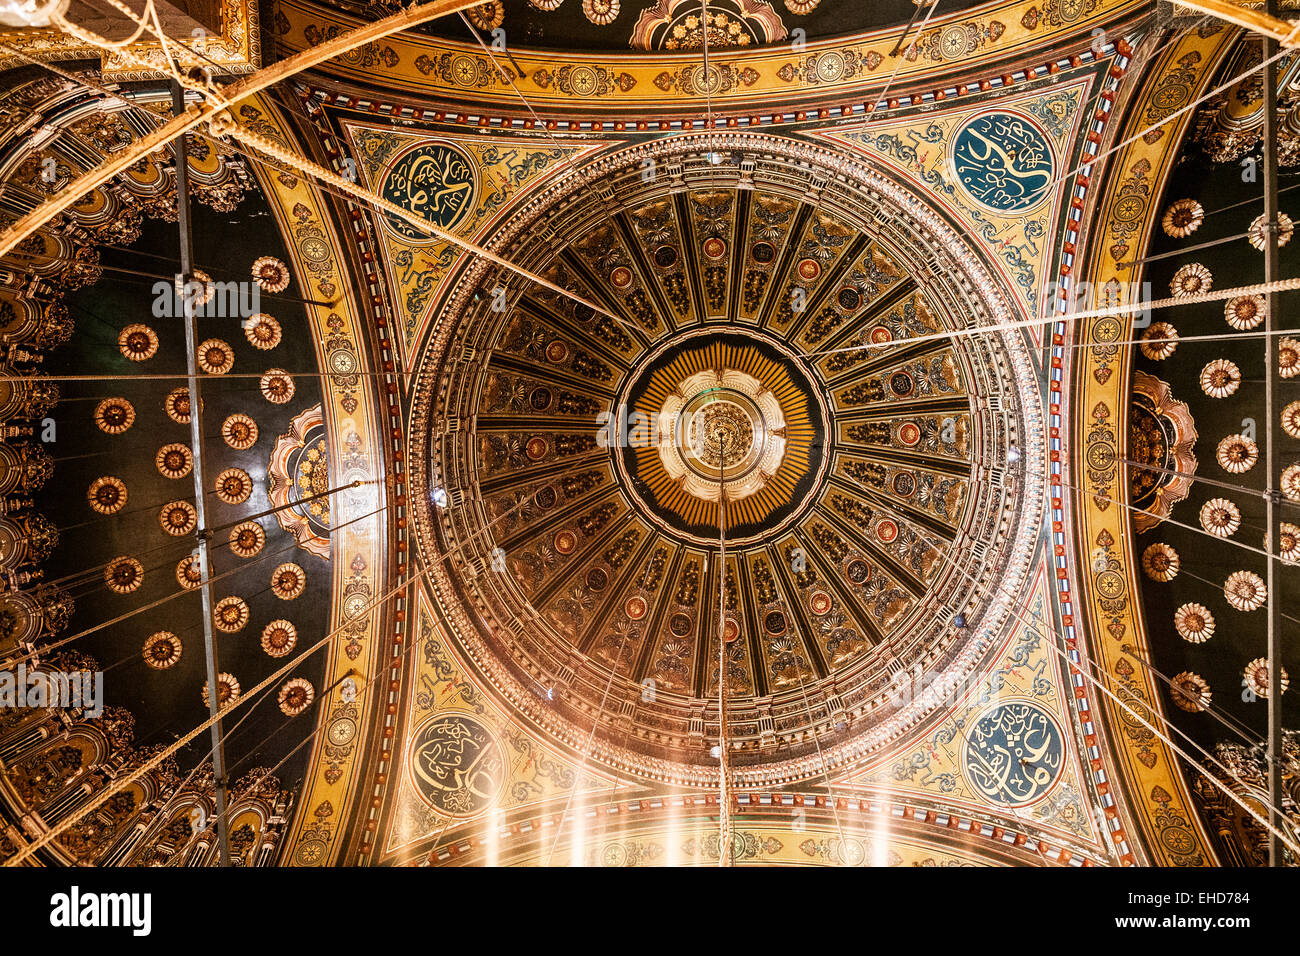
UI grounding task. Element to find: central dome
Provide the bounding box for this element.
[409,134,1045,787]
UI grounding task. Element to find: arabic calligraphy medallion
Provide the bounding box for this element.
[409,713,505,816]
[381,142,477,240]
[963,700,1064,807]
[951,111,1054,213]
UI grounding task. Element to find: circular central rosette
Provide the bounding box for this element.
[657,368,786,503]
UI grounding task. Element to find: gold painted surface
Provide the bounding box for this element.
[273,0,1145,108]
[340,122,611,362]
[1071,26,1237,866]
[819,76,1089,326]
[237,95,389,867]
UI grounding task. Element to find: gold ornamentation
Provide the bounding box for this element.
[1174,602,1215,643]
[1248,211,1294,250]
[1161,198,1204,238]
[1169,262,1211,297]
[87,476,127,515]
[1199,497,1240,537]
[155,443,194,479]
[1244,658,1289,699]
[1215,434,1258,475]
[1139,322,1178,360]
[159,500,198,536]
[1223,294,1265,330]
[278,678,315,716]
[261,620,297,658]
[1170,672,1211,713]
[260,369,295,404]
[469,1,505,29]
[1224,570,1266,612]
[142,632,182,670]
[1282,463,1300,501]
[94,398,135,434]
[164,386,199,424]
[1141,542,1179,582]
[1280,337,1300,379]
[202,672,242,707]
[251,256,290,293]
[104,556,144,594]
[176,555,202,590]
[213,596,249,633]
[582,0,618,25]
[270,562,306,600]
[230,520,266,558]
[214,467,253,504]
[222,413,258,450]
[197,338,235,375]
[1283,401,1300,440]
[117,323,158,361]
[244,313,281,350]
[1199,358,1241,398]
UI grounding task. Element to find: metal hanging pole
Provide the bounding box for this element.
[1262,1,1285,868]
[173,80,231,867]
[717,451,732,868]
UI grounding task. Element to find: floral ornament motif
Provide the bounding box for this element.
[164,386,199,424]
[1282,463,1300,501]
[1247,211,1294,250]
[1161,198,1204,238]
[87,476,127,515]
[1199,358,1241,398]
[1244,658,1289,698]
[221,413,258,450]
[104,556,144,594]
[270,562,306,600]
[214,467,253,505]
[1223,294,1265,330]
[1170,672,1211,713]
[155,442,194,479]
[582,0,618,24]
[1216,434,1258,475]
[1279,337,1300,379]
[202,672,242,707]
[528,0,562,8]
[277,678,315,716]
[1278,522,1300,562]
[785,0,821,11]
[117,324,159,361]
[197,338,234,375]
[1169,262,1211,297]
[159,499,198,536]
[142,631,182,670]
[229,521,266,558]
[243,313,282,350]
[1283,401,1300,440]
[1139,322,1178,360]
[94,398,135,435]
[469,0,504,28]
[1174,602,1215,643]
[260,369,295,404]
[261,620,297,658]
[266,405,331,559]
[1199,497,1241,538]
[251,256,290,293]
[1141,542,1180,582]
[176,554,202,590]
[212,596,249,633]
[1224,570,1267,611]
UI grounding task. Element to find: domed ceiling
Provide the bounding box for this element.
[3,0,1298,871]
[409,134,1044,786]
